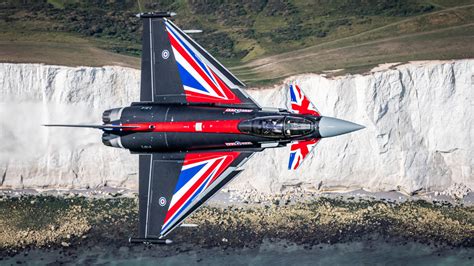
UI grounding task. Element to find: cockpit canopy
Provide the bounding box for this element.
[239,116,314,138]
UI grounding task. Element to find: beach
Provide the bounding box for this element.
[1,191,472,262]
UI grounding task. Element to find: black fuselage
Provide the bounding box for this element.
[102,104,321,153]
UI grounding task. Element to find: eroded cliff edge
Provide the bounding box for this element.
[0,60,472,195]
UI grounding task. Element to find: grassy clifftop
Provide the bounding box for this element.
[1,0,473,84]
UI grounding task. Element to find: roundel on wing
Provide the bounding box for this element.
[159,197,167,206]
[162,49,170,59]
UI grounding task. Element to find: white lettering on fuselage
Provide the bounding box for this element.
[225,141,252,146]
[224,108,253,113]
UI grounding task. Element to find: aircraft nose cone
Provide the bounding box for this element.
[318,116,365,138]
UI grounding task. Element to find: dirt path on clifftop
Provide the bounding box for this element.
[230,4,474,83]
[0,41,140,69]
[235,4,474,70]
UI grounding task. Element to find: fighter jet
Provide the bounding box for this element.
[45,12,364,244]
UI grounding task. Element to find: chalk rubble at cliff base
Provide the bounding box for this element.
[0,60,472,196]
[0,195,473,254]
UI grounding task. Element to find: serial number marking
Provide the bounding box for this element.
[224,108,253,113]
[225,141,252,146]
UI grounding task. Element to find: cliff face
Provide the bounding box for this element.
[0,61,472,194]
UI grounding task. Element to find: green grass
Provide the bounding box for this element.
[0,0,473,84]
[231,4,474,84]
[47,0,65,9]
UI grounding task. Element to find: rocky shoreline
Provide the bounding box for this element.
[0,194,472,259]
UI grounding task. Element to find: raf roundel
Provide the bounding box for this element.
[159,197,167,207]
[162,49,170,60]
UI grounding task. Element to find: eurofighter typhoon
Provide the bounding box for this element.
[46,12,364,244]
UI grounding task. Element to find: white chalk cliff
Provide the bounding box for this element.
[0,60,472,195]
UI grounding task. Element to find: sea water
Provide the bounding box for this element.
[3,240,473,266]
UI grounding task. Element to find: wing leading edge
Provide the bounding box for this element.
[138,151,254,239]
[139,15,259,108]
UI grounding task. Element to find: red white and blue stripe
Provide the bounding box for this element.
[161,152,239,234]
[289,84,320,116]
[165,21,241,104]
[288,139,320,170]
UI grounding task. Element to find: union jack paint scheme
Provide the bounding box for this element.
[45,12,364,244]
[165,21,241,104]
[289,84,320,116]
[288,139,320,170]
[161,152,240,235]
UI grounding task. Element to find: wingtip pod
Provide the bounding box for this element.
[136,11,176,18]
[288,84,320,116]
[128,237,173,245]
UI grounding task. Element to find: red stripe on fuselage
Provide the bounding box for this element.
[121,120,242,134]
